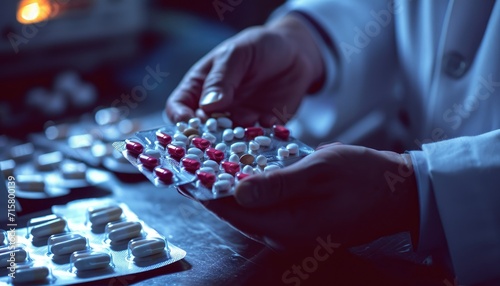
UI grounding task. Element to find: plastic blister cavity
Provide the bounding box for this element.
[127,236,169,262]
[27,215,67,239]
[70,249,113,273]
[105,221,143,244]
[113,117,315,201]
[86,205,124,226]
[0,244,30,268]
[47,233,88,257]
[11,265,54,285]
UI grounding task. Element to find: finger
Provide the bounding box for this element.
[234,158,319,208]
[316,142,343,150]
[166,60,212,123]
[199,44,252,113]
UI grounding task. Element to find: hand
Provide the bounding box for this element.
[204,143,419,250]
[166,14,325,127]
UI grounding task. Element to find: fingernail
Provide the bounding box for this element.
[200,91,222,106]
[236,181,259,205]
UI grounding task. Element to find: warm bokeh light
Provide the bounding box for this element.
[17,0,53,24]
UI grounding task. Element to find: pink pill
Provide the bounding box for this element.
[206,148,224,163]
[167,145,185,161]
[192,138,211,151]
[197,172,216,188]
[125,140,143,156]
[156,132,172,146]
[273,125,290,140]
[244,127,264,140]
[182,158,201,173]
[139,154,158,169]
[222,161,240,176]
[155,167,173,184]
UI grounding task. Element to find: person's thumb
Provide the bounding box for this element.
[199,44,251,113]
[234,166,309,208]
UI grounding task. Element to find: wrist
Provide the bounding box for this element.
[399,153,420,236]
[268,13,325,93]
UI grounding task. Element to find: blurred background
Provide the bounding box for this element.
[0,0,285,138]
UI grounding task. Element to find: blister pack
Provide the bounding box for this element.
[113,117,315,200]
[0,198,185,285]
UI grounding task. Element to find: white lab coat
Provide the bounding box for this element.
[274,0,500,284]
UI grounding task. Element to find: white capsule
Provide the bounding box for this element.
[212,180,231,194]
[286,143,299,155]
[144,149,162,159]
[205,118,218,132]
[253,167,262,174]
[31,218,67,237]
[222,129,234,141]
[173,133,188,144]
[17,174,45,192]
[0,159,15,178]
[264,165,280,173]
[0,247,27,267]
[230,142,247,153]
[184,154,201,162]
[202,132,217,144]
[256,155,267,167]
[188,117,201,129]
[88,205,123,225]
[233,127,244,139]
[35,151,64,171]
[129,238,166,258]
[171,140,186,149]
[49,234,87,256]
[14,266,49,283]
[215,143,227,152]
[278,147,290,159]
[176,122,188,132]
[203,160,219,172]
[242,165,254,175]
[254,136,272,147]
[218,173,234,185]
[61,162,87,180]
[217,117,232,129]
[72,251,111,271]
[187,147,204,159]
[249,141,260,151]
[229,154,240,163]
[106,221,142,242]
[198,167,216,174]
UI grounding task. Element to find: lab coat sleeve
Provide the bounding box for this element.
[410,129,500,285]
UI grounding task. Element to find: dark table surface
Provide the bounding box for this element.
[8,113,453,286]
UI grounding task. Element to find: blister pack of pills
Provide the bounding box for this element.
[0,198,186,285]
[1,141,111,203]
[113,117,315,200]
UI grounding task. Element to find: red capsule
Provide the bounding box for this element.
[206,148,224,163]
[273,125,290,140]
[182,158,201,173]
[197,172,216,188]
[244,127,264,140]
[155,167,173,184]
[139,154,158,169]
[192,137,211,151]
[167,144,185,161]
[156,132,172,146]
[236,172,249,181]
[221,161,240,176]
[125,139,143,156]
